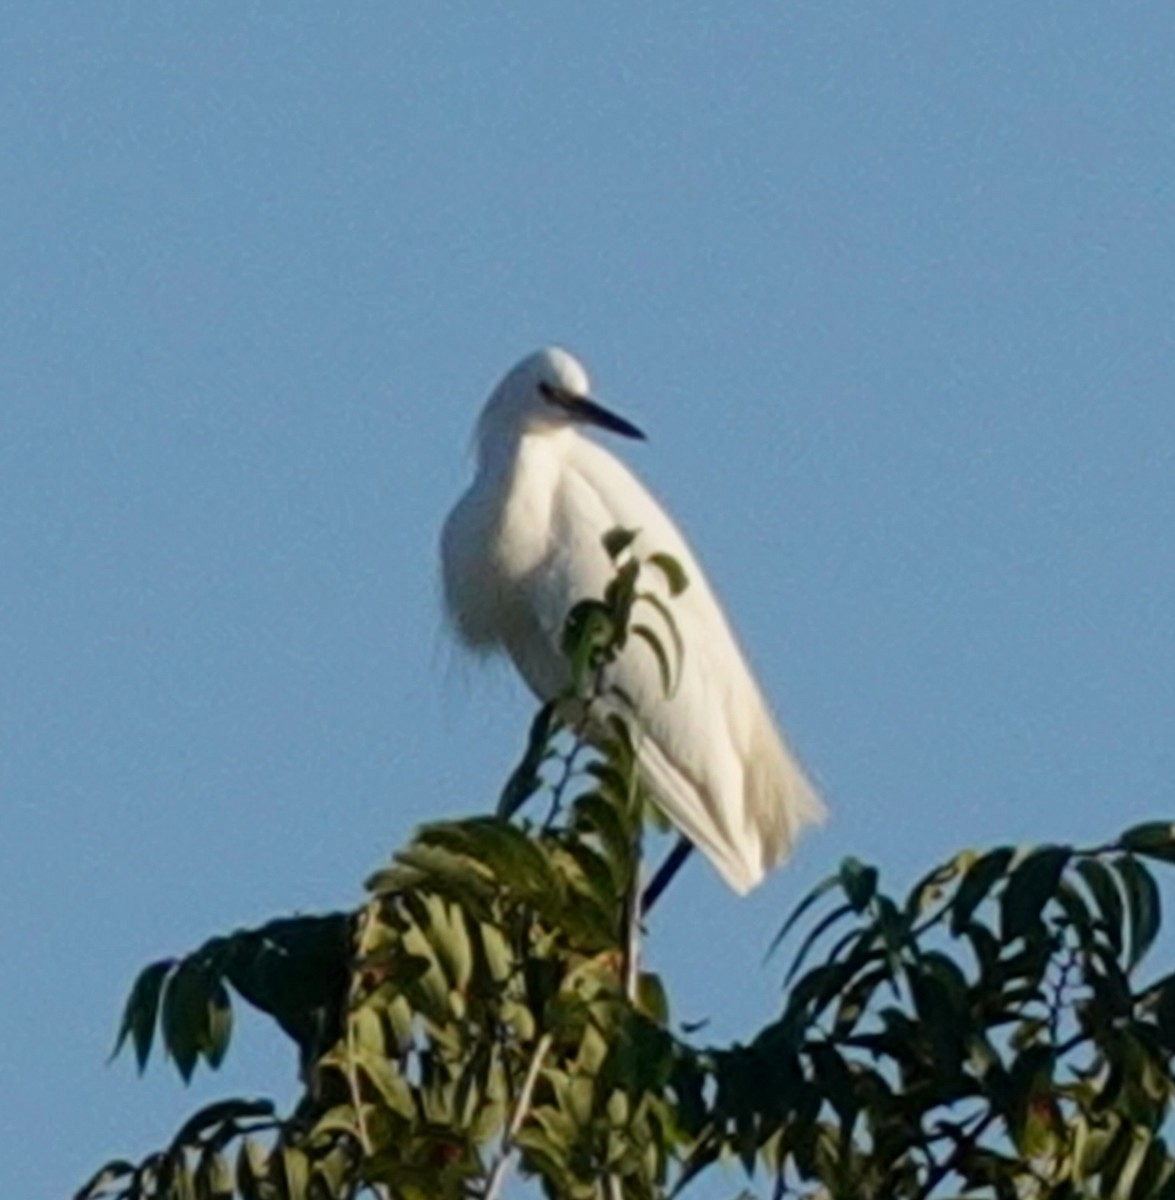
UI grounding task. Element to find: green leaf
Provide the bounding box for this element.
[646,552,689,597]
[574,791,635,886]
[806,1043,858,1125]
[602,526,639,560]
[605,558,641,629]
[1120,821,1175,864]
[562,599,616,687]
[839,857,878,913]
[171,1099,276,1151]
[73,1159,136,1200]
[431,902,475,993]
[874,895,911,975]
[204,980,233,1069]
[112,958,174,1071]
[950,846,1014,935]
[904,853,966,919]
[166,1159,195,1200]
[1054,881,1097,949]
[781,961,857,1032]
[498,701,557,818]
[1005,1044,1056,1153]
[415,817,559,905]
[195,1150,234,1200]
[1108,1124,1153,1200]
[831,962,888,1036]
[280,1147,310,1200]
[637,971,670,1025]
[635,591,685,684]
[999,845,1070,942]
[769,873,840,957]
[1150,973,1175,1052]
[162,959,213,1083]
[785,902,855,985]
[236,1137,268,1200]
[632,623,676,697]
[1116,854,1162,970]
[603,712,636,762]
[1075,856,1126,957]
[1075,1115,1118,1179]
[352,1047,417,1119]
[310,1145,357,1200]
[376,844,496,911]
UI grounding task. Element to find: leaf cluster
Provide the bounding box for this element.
[75,534,1175,1200]
[87,730,695,1200]
[696,829,1175,1198]
[82,539,699,1200]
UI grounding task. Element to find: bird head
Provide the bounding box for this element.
[477,347,645,451]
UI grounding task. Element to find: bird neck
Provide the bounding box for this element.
[474,421,572,480]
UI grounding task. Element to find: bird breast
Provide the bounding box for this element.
[441,435,564,660]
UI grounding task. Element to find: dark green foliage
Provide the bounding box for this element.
[711,831,1175,1199]
[77,536,1175,1200]
[113,914,353,1081]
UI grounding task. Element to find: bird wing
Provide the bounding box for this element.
[514,436,824,893]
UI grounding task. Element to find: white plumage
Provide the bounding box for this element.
[440,347,823,893]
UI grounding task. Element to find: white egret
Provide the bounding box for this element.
[440,347,824,894]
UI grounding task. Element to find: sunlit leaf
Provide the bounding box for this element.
[195,1149,234,1200]
[352,1048,417,1119]
[637,971,670,1025]
[1075,1115,1119,1179]
[280,1147,310,1200]
[416,818,559,905]
[1105,1122,1152,1200]
[235,1137,267,1200]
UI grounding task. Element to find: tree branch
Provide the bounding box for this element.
[483,1032,553,1200]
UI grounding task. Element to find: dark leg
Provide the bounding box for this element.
[641,836,694,916]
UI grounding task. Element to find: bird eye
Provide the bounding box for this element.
[537,381,556,401]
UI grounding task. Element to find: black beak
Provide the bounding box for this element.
[545,385,646,440]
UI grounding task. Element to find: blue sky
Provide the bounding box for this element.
[4,6,1174,1196]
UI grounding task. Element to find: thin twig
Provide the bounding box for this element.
[484,1032,553,1200]
[621,849,641,1002]
[1047,942,1079,1044]
[914,1110,997,1200]
[606,739,644,1200]
[544,729,589,831]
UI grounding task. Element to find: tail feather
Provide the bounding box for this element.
[628,715,824,895]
